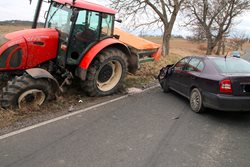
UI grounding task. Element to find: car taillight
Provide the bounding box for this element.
[220,79,232,93]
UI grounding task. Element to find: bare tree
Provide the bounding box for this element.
[231,31,249,50]
[184,0,250,55]
[192,25,207,42]
[109,0,185,56]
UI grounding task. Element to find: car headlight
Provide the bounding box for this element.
[0,35,9,47]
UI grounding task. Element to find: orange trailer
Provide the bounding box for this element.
[114,28,161,63]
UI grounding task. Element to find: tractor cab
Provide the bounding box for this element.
[45,1,115,66]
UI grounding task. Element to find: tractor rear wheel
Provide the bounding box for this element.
[1,74,53,109]
[83,48,127,96]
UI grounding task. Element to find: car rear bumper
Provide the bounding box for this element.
[203,92,250,111]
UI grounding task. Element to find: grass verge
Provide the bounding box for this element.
[125,53,183,88]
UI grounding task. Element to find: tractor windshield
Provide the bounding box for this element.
[45,2,72,41]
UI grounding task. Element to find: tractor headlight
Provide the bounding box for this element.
[0,35,9,47]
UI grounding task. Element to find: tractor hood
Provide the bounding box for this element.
[4,28,58,43]
[0,28,59,70]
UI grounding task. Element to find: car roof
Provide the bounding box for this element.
[178,55,242,64]
[53,0,116,14]
[182,55,217,60]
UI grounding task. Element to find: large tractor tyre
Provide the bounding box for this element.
[1,74,53,109]
[83,48,128,96]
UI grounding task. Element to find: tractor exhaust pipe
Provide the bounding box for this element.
[32,0,43,29]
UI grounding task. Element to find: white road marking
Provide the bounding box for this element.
[0,84,160,140]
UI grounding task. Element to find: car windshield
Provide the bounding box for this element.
[232,51,240,55]
[211,57,250,73]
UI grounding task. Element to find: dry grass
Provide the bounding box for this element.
[0,25,30,35]
[125,53,183,88]
[244,43,250,49]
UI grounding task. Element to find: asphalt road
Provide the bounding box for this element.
[1,52,250,167]
[0,86,250,167]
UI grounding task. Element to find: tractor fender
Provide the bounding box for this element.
[26,68,60,92]
[76,38,131,80]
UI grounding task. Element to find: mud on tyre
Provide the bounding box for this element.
[83,47,128,96]
[1,74,54,109]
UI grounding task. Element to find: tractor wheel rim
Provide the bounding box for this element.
[97,60,122,92]
[18,89,46,109]
[190,91,200,111]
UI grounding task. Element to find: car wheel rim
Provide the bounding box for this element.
[190,91,201,111]
[97,60,122,92]
[18,89,46,109]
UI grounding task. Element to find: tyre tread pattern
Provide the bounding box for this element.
[1,74,53,108]
[83,48,128,96]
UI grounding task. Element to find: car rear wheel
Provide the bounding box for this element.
[190,88,204,113]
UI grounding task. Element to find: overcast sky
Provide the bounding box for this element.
[0,0,249,36]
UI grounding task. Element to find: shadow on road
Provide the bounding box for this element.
[164,90,250,125]
[204,109,250,125]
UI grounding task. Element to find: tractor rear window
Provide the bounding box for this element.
[100,14,114,38]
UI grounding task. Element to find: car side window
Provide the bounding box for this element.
[175,58,189,71]
[185,58,200,72]
[185,58,204,72]
[197,61,205,72]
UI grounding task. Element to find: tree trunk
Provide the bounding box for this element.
[215,38,222,55]
[162,31,171,56]
[206,39,214,55]
[222,39,226,55]
[206,36,219,55]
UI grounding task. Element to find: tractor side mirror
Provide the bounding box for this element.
[44,11,48,19]
[115,19,122,23]
[70,8,79,22]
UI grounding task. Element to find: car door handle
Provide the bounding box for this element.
[191,76,196,80]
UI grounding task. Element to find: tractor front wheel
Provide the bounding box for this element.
[1,74,53,109]
[83,48,127,96]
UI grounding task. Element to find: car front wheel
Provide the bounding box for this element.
[190,88,204,113]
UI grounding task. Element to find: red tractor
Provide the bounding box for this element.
[0,0,160,109]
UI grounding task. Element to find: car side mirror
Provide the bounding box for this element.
[169,67,175,75]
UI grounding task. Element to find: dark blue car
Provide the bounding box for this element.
[231,51,241,58]
[158,56,250,113]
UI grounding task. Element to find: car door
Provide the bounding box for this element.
[182,58,205,96]
[169,57,190,93]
